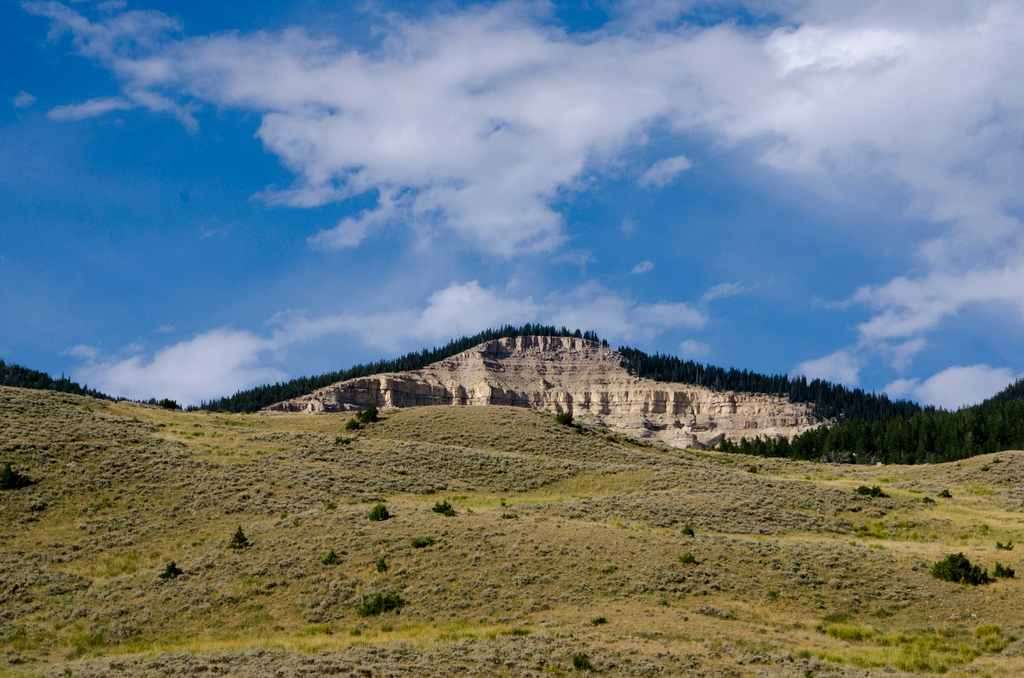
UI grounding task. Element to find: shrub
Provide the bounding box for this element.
[356,406,379,424]
[375,556,389,573]
[344,418,362,431]
[680,552,699,565]
[681,525,695,537]
[922,496,936,504]
[938,488,953,498]
[590,616,608,625]
[321,549,340,565]
[993,563,1015,579]
[555,412,574,426]
[368,504,391,521]
[228,526,251,550]
[156,398,180,410]
[357,591,404,616]
[1,463,33,490]
[930,553,991,585]
[572,653,595,671]
[996,541,1014,551]
[158,561,183,580]
[432,500,456,517]
[856,485,888,498]
[411,536,436,549]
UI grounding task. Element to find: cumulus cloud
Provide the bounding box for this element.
[885,364,1020,410]
[631,260,654,274]
[794,349,863,385]
[638,155,692,188]
[73,329,284,405]
[29,1,1024,265]
[12,91,36,108]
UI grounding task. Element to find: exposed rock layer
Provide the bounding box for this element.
[267,336,818,448]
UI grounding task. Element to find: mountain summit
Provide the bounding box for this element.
[267,335,817,448]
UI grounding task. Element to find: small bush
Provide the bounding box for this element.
[158,561,183,580]
[930,553,991,585]
[368,503,391,521]
[411,536,436,549]
[590,616,608,625]
[993,563,1015,579]
[680,552,699,565]
[572,653,595,671]
[681,525,695,537]
[321,549,341,565]
[856,485,888,498]
[432,500,456,517]
[356,406,379,424]
[344,418,362,431]
[228,526,251,550]
[922,496,936,504]
[1,462,33,490]
[375,556,389,573]
[938,488,953,498]
[357,591,404,616]
[996,541,1014,551]
[555,412,574,426]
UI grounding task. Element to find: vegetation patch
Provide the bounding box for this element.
[855,485,888,498]
[368,503,392,521]
[411,536,436,549]
[431,500,456,517]
[357,591,405,616]
[1,462,34,490]
[228,526,252,550]
[572,653,595,671]
[320,549,340,566]
[930,553,991,585]
[993,562,1015,579]
[158,561,184,580]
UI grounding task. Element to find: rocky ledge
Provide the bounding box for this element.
[266,336,818,448]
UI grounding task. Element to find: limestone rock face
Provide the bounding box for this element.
[266,336,819,448]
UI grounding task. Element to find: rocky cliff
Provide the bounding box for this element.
[266,336,819,448]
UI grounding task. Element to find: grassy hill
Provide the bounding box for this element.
[3,386,1024,675]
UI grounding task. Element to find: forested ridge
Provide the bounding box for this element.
[0,359,110,400]
[721,378,1024,464]
[197,324,603,412]
[617,347,921,422]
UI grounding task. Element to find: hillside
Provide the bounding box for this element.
[265,335,818,449]
[3,385,1024,676]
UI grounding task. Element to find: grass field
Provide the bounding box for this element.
[2,385,1023,676]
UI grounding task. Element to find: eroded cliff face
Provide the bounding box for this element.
[266,336,819,448]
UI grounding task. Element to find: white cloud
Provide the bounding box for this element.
[29,1,1020,265]
[794,349,863,385]
[885,364,1020,410]
[47,96,133,121]
[678,338,711,358]
[701,281,749,304]
[74,329,284,405]
[631,260,654,274]
[638,154,692,188]
[13,91,36,108]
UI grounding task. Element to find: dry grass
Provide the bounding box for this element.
[2,386,1023,676]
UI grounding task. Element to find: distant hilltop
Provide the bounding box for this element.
[266,335,818,449]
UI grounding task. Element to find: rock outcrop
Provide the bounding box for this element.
[266,336,819,448]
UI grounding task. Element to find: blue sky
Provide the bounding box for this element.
[3,0,1023,408]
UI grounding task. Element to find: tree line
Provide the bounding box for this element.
[0,359,110,400]
[617,347,921,421]
[197,324,604,413]
[720,380,1024,464]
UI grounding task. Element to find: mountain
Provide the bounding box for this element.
[267,335,818,448]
